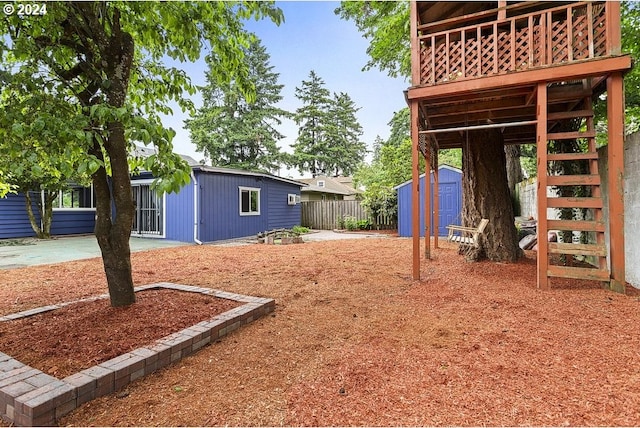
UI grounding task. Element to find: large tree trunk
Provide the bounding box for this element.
[90,7,137,307]
[462,128,521,262]
[505,144,523,216]
[93,136,136,307]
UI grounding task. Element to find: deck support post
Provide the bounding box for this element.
[424,148,431,259]
[433,166,440,249]
[536,82,549,290]
[607,72,626,293]
[411,100,421,280]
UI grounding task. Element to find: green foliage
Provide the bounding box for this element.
[291,70,367,176]
[292,225,310,234]
[1,1,283,303]
[335,1,410,79]
[185,37,289,173]
[342,215,370,231]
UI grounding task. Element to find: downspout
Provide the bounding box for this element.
[191,170,203,245]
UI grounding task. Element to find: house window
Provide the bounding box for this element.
[239,187,260,215]
[317,180,325,188]
[54,184,95,210]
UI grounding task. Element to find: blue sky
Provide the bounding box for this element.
[164,1,409,177]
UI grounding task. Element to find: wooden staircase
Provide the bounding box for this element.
[537,81,611,288]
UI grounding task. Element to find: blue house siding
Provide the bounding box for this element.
[266,180,302,230]
[0,193,40,239]
[197,172,268,242]
[50,210,95,235]
[1,192,96,239]
[396,166,462,237]
[165,180,195,242]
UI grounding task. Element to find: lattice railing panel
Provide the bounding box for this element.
[572,14,590,60]
[480,34,495,76]
[497,30,512,73]
[593,5,607,57]
[416,2,611,86]
[420,44,433,84]
[533,24,545,67]
[465,37,479,78]
[551,20,569,63]
[448,40,463,81]
[515,27,530,70]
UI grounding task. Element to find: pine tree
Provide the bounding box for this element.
[291,71,366,177]
[186,37,288,173]
[323,92,367,176]
[291,70,332,176]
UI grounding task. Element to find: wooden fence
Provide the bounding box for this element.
[300,200,396,230]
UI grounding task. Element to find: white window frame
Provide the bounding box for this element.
[239,186,261,216]
[131,179,166,238]
[317,180,325,188]
[52,184,96,211]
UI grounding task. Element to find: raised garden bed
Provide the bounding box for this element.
[0,283,274,427]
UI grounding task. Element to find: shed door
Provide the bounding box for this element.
[434,181,461,236]
[132,184,164,236]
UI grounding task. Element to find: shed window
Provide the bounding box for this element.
[239,187,260,216]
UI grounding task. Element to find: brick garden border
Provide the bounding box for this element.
[0,282,275,427]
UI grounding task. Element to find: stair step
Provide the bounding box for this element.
[547,219,605,232]
[548,242,607,257]
[547,265,609,281]
[547,152,599,161]
[546,174,600,186]
[547,197,603,208]
[547,130,596,140]
[547,109,594,121]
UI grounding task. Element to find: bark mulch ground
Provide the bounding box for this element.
[1,236,639,426]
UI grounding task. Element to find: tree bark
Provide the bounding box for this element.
[505,144,523,216]
[461,129,521,262]
[24,190,56,239]
[89,7,137,307]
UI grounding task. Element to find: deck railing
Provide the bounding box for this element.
[418,2,608,86]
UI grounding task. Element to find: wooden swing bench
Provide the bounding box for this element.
[446,218,489,254]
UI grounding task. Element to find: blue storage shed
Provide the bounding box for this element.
[130,165,305,243]
[395,165,462,237]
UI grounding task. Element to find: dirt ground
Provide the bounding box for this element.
[1,236,639,426]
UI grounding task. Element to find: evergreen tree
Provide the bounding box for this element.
[291,70,332,176]
[323,92,367,176]
[186,37,288,173]
[291,71,366,176]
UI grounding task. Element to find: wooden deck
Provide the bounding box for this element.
[407,1,631,292]
[417,2,609,87]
